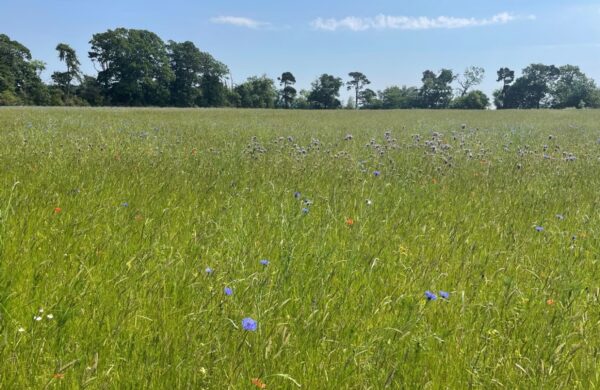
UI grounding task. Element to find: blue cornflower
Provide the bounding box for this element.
[242,317,257,331]
[425,291,437,301]
[294,191,301,199]
[224,287,233,296]
[373,170,381,177]
[535,226,544,232]
[260,259,270,266]
[121,202,129,207]
[439,291,450,299]
[205,267,213,275]
[302,207,309,214]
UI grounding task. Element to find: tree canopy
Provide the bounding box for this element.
[1,30,599,110]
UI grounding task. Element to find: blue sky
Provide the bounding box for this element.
[2,0,600,101]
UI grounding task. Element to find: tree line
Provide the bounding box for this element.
[2,29,599,109]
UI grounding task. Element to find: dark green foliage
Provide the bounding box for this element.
[0,34,48,105]
[419,69,455,109]
[450,90,490,109]
[308,74,343,109]
[89,28,174,106]
[234,75,278,108]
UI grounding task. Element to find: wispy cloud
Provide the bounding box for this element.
[210,16,269,29]
[311,12,534,32]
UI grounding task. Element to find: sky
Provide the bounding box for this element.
[2,0,600,102]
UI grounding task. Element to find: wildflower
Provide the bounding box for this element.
[205,267,213,275]
[242,317,257,331]
[294,191,301,199]
[366,199,372,206]
[546,299,555,305]
[52,373,65,379]
[439,291,450,299]
[260,259,270,266]
[425,291,437,301]
[18,327,25,333]
[373,170,381,177]
[535,226,544,232]
[121,202,129,207]
[555,214,564,220]
[251,378,267,389]
[46,314,54,320]
[224,287,233,296]
[54,207,62,214]
[345,218,354,226]
[302,207,309,214]
[303,199,313,206]
[34,316,42,321]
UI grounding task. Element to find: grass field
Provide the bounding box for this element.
[0,107,600,388]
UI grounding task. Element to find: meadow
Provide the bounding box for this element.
[0,107,599,389]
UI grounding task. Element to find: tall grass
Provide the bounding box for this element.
[0,107,599,388]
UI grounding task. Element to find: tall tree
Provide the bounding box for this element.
[457,66,484,97]
[308,74,343,109]
[501,64,560,109]
[278,72,296,108]
[51,43,81,97]
[494,67,515,108]
[0,34,48,105]
[346,72,370,109]
[89,28,174,106]
[234,75,277,108]
[419,69,455,108]
[550,65,600,108]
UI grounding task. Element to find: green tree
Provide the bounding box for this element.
[457,66,485,97]
[234,75,277,108]
[89,28,174,106]
[346,72,370,109]
[51,43,81,98]
[494,67,515,109]
[0,34,48,105]
[419,69,455,108]
[550,65,600,108]
[308,74,343,109]
[379,85,419,109]
[450,90,489,109]
[166,40,230,107]
[359,88,378,108]
[277,72,297,108]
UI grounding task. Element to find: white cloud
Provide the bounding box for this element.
[210,16,268,29]
[311,12,532,32]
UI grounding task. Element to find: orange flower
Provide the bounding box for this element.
[345,218,354,226]
[53,207,62,214]
[191,148,197,155]
[52,373,64,379]
[431,178,437,184]
[546,299,555,305]
[251,378,266,389]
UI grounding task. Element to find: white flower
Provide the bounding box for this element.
[46,314,54,320]
[366,199,373,206]
[34,316,42,321]
[18,327,25,333]
[38,308,44,313]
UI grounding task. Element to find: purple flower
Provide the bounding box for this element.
[425,291,437,301]
[294,191,301,199]
[260,259,270,266]
[224,287,233,296]
[373,170,381,177]
[302,207,309,214]
[242,317,257,331]
[439,291,449,299]
[535,226,544,232]
[121,202,129,207]
[205,267,213,275]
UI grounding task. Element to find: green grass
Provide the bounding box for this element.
[0,107,600,388]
